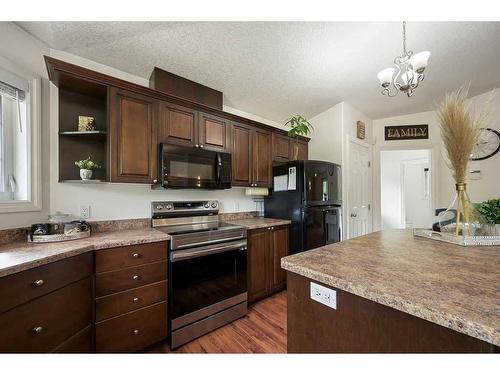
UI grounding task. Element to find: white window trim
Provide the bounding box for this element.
[0,67,41,213]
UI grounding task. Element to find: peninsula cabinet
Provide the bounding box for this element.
[247,225,289,303]
[109,87,159,184]
[231,122,272,188]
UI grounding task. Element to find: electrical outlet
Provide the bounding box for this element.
[310,282,337,309]
[79,205,90,219]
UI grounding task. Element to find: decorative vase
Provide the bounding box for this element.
[80,169,93,180]
[438,183,481,236]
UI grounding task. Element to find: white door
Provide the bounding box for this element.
[402,160,432,228]
[348,141,372,238]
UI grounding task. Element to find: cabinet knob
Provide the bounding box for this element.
[195,144,200,148]
[133,297,139,303]
[32,326,43,334]
[33,279,44,287]
[153,179,158,184]
[133,329,140,335]
[132,253,140,258]
[271,227,274,230]
[199,145,204,148]
[132,275,140,280]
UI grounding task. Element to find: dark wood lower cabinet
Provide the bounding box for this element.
[248,225,289,303]
[51,325,94,353]
[287,272,497,353]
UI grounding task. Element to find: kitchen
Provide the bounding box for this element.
[0,11,499,374]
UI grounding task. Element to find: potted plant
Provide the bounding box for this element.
[475,198,500,236]
[75,157,100,180]
[285,115,314,159]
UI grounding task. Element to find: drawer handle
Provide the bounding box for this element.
[32,326,43,334]
[132,275,140,280]
[133,329,140,335]
[33,279,44,286]
[133,297,140,303]
[132,253,140,258]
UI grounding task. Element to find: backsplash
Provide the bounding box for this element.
[0,212,258,245]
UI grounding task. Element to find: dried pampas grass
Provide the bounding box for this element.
[436,85,493,183]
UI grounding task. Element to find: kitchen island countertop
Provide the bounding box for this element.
[281,229,500,346]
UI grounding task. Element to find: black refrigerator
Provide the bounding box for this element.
[264,160,342,254]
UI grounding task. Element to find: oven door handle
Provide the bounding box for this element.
[170,240,247,262]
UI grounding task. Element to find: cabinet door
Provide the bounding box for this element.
[253,128,272,187]
[199,112,231,152]
[159,102,198,147]
[247,228,270,303]
[231,122,253,187]
[291,139,308,161]
[272,133,291,161]
[109,88,158,183]
[271,225,289,292]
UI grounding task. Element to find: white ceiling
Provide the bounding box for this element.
[16,21,500,122]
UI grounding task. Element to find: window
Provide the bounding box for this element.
[0,65,41,212]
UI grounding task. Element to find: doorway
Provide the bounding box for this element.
[380,149,432,229]
[348,140,372,238]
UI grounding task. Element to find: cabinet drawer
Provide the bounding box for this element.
[0,277,92,353]
[96,281,167,321]
[96,301,167,353]
[95,241,167,273]
[95,261,167,297]
[51,325,93,353]
[0,252,92,314]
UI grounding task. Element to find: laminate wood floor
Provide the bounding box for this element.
[147,291,287,353]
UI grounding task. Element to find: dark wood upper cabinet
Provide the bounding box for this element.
[291,139,309,161]
[231,122,253,187]
[109,88,158,183]
[159,102,198,147]
[272,133,291,162]
[198,112,231,152]
[253,129,272,187]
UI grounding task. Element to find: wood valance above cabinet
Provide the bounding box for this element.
[45,56,309,186]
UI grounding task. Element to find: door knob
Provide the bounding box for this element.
[350,213,357,218]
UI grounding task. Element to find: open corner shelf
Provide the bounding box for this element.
[59,130,107,141]
[59,179,106,184]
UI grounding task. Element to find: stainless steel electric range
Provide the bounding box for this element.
[152,200,248,349]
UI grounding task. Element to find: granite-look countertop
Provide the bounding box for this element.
[0,228,169,278]
[223,217,291,230]
[281,229,500,346]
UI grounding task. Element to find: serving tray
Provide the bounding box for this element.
[27,230,91,243]
[413,228,500,246]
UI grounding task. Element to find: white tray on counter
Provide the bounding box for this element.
[413,228,500,246]
[27,230,91,243]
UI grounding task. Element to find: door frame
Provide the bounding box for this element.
[345,136,373,240]
[375,145,439,231]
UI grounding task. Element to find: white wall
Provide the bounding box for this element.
[373,91,500,230]
[0,24,287,229]
[380,149,430,229]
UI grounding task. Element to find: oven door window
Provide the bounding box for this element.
[170,249,247,320]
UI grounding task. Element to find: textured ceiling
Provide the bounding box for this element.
[16,21,500,121]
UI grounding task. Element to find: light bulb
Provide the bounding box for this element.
[410,51,431,73]
[377,68,395,87]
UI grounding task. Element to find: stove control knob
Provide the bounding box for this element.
[204,202,210,209]
[165,203,173,210]
[211,202,218,208]
[155,204,163,210]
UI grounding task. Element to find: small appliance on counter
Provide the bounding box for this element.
[28,211,91,243]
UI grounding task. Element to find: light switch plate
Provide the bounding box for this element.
[79,205,90,219]
[310,282,337,309]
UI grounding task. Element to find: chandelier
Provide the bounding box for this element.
[377,22,431,97]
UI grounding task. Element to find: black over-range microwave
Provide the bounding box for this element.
[160,143,232,189]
